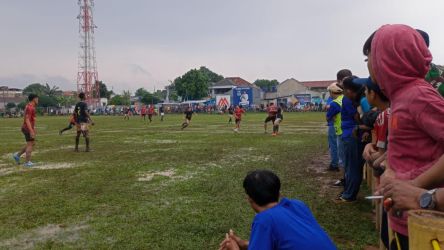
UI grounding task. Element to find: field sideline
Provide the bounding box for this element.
[0,112,378,249]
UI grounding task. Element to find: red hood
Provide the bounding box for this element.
[371,24,432,99]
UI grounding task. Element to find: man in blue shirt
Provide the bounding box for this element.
[335,76,367,202]
[326,83,344,172]
[219,170,336,250]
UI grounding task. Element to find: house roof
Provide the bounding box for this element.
[300,80,336,88]
[1,96,26,103]
[213,77,259,89]
[62,91,77,97]
[0,86,22,91]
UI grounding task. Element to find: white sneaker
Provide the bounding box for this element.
[23,161,34,168]
[12,153,20,165]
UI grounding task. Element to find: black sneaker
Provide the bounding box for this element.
[327,167,340,172]
[333,196,356,204]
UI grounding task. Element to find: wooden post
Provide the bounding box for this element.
[408,210,444,250]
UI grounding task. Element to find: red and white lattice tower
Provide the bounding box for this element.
[77,0,99,106]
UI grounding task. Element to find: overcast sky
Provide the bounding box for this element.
[1,0,443,93]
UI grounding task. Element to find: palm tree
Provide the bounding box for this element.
[43,83,60,97]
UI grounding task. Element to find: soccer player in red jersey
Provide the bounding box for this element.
[13,94,38,167]
[264,103,278,133]
[140,105,147,121]
[147,105,155,123]
[233,105,246,133]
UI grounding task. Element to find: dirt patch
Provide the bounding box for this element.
[33,163,77,170]
[138,169,176,182]
[0,223,88,249]
[305,153,343,198]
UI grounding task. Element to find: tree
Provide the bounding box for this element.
[135,88,149,98]
[56,96,76,108]
[22,83,46,96]
[165,82,179,102]
[109,95,124,105]
[122,90,131,106]
[42,83,60,97]
[199,66,224,83]
[17,101,27,110]
[38,95,58,108]
[153,89,166,101]
[253,79,279,92]
[97,81,113,99]
[6,102,16,110]
[140,93,160,105]
[174,69,209,100]
[22,83,60,108]
[134,88,162,104]
[172,66,223,100]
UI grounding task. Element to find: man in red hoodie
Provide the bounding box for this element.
[366,24,444,249]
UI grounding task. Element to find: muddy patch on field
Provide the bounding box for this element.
[306,153,342,198]
[0,223,88,249]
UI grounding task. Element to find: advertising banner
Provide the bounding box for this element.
[216,95,231,108]
[233,87,253,107]
[294,94,311,105]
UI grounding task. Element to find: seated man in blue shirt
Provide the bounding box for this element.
[219,170,336,250]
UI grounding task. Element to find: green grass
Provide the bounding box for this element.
[0,113,378,249]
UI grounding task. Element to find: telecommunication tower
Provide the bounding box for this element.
[77,0,99,106]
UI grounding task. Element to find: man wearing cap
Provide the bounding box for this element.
[326,82,344,172]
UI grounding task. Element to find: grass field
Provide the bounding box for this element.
[0,112,378,249]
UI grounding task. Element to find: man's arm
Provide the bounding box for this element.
[326,102,340,121]
[380,179,444,212]
[411,98,444,189]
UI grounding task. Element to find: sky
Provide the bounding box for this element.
[1,0,444,93]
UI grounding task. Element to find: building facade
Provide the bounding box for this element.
[262,79,335,106]
[209,77,263,108]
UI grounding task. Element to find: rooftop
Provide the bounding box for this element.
[213,77,258,88]
[300,80,336,89]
